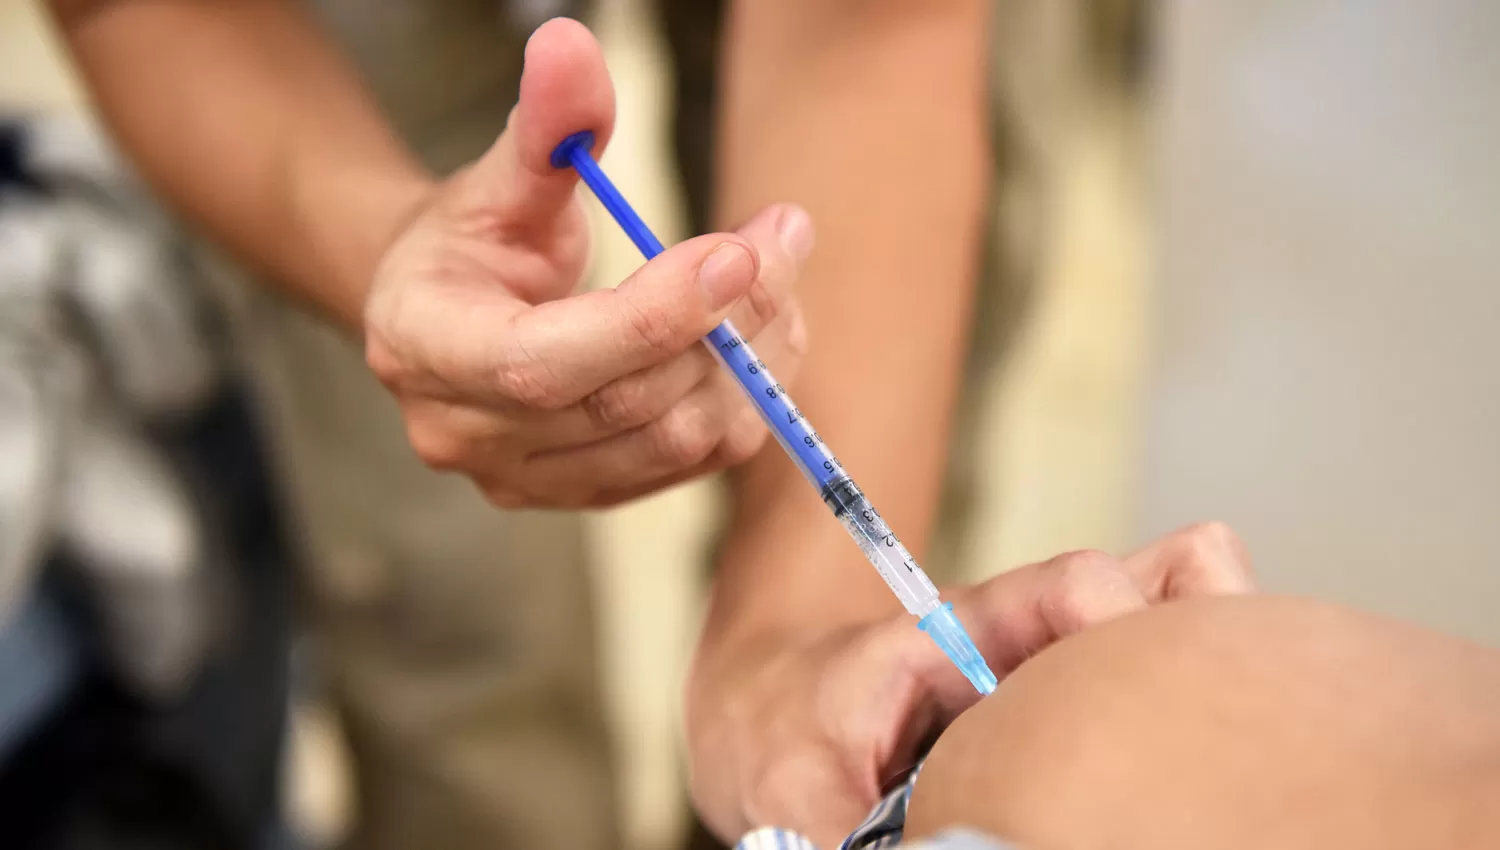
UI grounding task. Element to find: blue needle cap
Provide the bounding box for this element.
[918,603,998,695]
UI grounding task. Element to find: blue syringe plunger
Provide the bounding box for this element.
[551,129,596,168]
[918,603,998,695]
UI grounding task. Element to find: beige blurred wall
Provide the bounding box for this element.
[0,1,87,109]
[1140,0,1500,647]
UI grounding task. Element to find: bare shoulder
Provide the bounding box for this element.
[906,595,1500,850]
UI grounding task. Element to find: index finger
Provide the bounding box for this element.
[493,233,760,408]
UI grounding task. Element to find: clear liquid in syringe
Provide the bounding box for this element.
[820,476,942,618]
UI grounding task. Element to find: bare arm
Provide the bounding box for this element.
[702,0,992,647]
[47,0,434,330]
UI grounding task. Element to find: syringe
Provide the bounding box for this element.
[553,132,997,695]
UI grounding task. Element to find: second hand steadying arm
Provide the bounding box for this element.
[700,0,993,653]
[48,0,434,331]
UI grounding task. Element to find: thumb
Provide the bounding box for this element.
[466,17,616,222]
[911,553,1147,710]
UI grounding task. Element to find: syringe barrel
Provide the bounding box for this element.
[703,327,940,617]
[702,324,841,489]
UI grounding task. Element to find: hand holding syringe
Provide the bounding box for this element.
[553,131,997,695]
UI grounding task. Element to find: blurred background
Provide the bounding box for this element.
[1,1,1495,849]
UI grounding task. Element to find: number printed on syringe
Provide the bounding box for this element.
[822,476,940,616]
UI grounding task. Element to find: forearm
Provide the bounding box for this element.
[48,0,433,330]
[704,0,992,647]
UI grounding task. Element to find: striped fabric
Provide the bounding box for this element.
[733,763,1016,850]
[735,828,820,850]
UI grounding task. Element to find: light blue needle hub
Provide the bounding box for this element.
[918,603,998,695]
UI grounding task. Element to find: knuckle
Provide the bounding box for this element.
[652,404,721,467]
[478,483,527,511]
[364,337,405,388]
[362,287,423,390]
[582,376,655,431]
[496,359,567,410]
[1049,549,1120,585]
[1177,520,1255,583]
[624,298,684,359]
[364,320,426,392]
[739,276,783,335]
[406,419,469,471]
[1181,520,1244,557]
[1043,550,1129,616]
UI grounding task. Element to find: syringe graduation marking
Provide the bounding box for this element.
[821,477,918,576]
[713,331,929,591]
[706,325,845,487]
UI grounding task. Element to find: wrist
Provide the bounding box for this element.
[288,151,437,332]
[697,519,899,670]
[340,168,437,332]
[351,168,437,320]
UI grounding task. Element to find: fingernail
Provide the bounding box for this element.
[698,242,755,310]
[776,206,815,264]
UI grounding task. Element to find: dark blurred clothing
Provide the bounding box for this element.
[0,390,294,850]
[0,114,294,850]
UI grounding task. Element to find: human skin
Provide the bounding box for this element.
[905,595,1500,850]
[702,0,993,634]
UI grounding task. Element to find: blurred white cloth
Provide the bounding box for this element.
[0,113,226,698]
